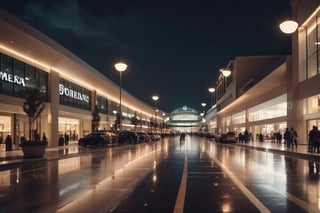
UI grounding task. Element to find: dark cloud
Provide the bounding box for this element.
[1,0,291,112]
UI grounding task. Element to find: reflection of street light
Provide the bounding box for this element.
[208,87,215,106]
[279,20,298,34]
[115,62,127,130]
[152,95,159,133]
[162,113,166,135]
[219,68,231,77]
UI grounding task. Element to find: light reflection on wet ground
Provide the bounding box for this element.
[204,141,320,212]
[1,136,320,212]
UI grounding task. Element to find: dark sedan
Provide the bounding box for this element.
[117,131,138,143]
[78,133,110,146]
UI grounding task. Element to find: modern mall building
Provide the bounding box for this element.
[166,106,202,133]
[205,0,320,143]
[0,9,161,147]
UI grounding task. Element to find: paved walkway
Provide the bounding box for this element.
[0,139,319,168]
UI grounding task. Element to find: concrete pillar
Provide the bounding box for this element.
[49,70,60,146]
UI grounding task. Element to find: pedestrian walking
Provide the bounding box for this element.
[284,128,292,148]
[238,132,243,143]
[291,128,298,148]
[180,133,185,143]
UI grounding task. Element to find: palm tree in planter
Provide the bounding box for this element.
[20,89,47,158]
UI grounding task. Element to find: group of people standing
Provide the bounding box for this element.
[238,130,251,143]
[308,126,320,153]
[284,127,298,148]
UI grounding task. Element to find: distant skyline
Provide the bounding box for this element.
[1,0,292,113]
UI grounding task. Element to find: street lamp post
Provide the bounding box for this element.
[201,102,206,115]
[162,113,166,135]
[152,95,159,133]
[201,103,206,133]
[115,62,127,130]
[208,87,215,106]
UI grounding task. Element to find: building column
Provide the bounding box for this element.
[49,70,60,146]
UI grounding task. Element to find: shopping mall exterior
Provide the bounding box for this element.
[204,0,320,143]
[0,0,319,147]
[0,9,161,146]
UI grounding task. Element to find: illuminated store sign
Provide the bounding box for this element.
[59,84,89,103]
[0,71,25,86]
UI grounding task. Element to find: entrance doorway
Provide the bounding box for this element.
[58,117,80,143]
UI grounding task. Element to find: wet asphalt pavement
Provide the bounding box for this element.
[0,136,320,212]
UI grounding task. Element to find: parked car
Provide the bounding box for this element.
[78,132,111,146]
[97,130,118,143]
[153,133,161,141]
[205,133,216,140]
[137,132,151,142]
[218,132,237,143]
[148,132,161,141]
[117,131,138,143]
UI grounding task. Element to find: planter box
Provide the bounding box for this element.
[21,145,46,158]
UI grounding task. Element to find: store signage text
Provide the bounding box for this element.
[59,84,89,103]
[0,71,25,86]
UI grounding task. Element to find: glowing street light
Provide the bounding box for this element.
[115,62,127,130]
[279,20,298,34]
[208,87,215,106]
[152,95,159,133]
[201,102,206,116]
[219,68,232,77]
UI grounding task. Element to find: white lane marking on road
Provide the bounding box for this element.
[174,141,188,213]
[261,185,320,213]
[210,154,271,213]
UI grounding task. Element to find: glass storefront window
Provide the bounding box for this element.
[209,119,217,129]
[248,94,287,122]
[226,116,231,126]
[0,115,11,143]
[0,53,48,101]
[308,119,320,134]
[25,64,35,89]
[109,100,119,115]
[97,96,108,114]
[13,59,24,97]
[308,53,317,78]
[232,111,245,125]
[305,95,320,114]
[58,117,80,141]
[0,54,13,95]
[304,12,320,79]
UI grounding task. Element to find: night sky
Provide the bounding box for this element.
[1,0,292,113]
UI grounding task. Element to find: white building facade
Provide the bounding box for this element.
[205,0,320,143]
[0,9,159,147]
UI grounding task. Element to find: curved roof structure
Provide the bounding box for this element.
[170,106,198,115]
[167,106,201,128]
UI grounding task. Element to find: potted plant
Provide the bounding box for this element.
[20,89,47,158]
